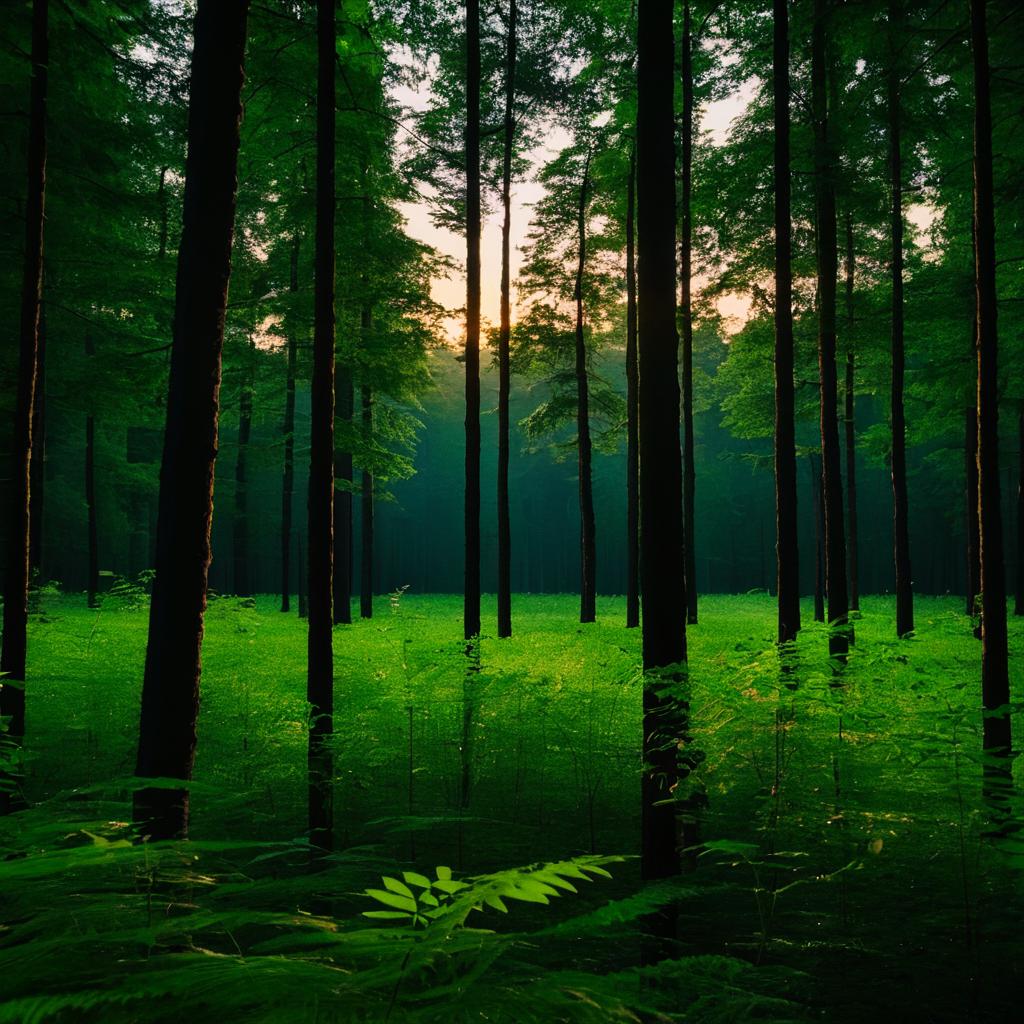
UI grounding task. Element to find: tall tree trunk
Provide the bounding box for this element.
[812,454,825,623]
[307,0,336,852]
[0,0,47,785]
[575,152,596,625]
[496,0,517,639]
[969,0,1011,767]
[1016,404,1023,616]
[280,234,299,613]
[625,147,640,630]
[29,302,46,579]
[233,333,254,596]
[637,0,689,883]
[966,405,981,621]
[85,335,99,608]
[843,215,858,613]
[360,383,374,620]
[773,0,800,645]
[464,0,481,644]
[133,0,250,839]
[888,2,913,637]
[334,368,354,624]
[811,0,849,659]
[679,0,697,626]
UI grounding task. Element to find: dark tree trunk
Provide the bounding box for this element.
[888,3,913,637]
[812,454,825,623]
[133,0,250,839]
[773,0,800,644]
[496,0,516,639]
[280,234,299,613]
[679,0,697,626]
[233,333,254,597]
[574,152,596,625]
[360,383,374,620]
[843,215,858,613]
[969,0,1011,765]
[29,302,46,578]
[298,531,307,618]
[0,0,47,776]
[85,335,99,608]
[625,147,640,630]
[1016,405,1023,616]
[637,0,689,883]
[333,366,354,624]
[464,0,481,643]
[966,406,981,620]
[307,0,336,852]
[811,0,849,659]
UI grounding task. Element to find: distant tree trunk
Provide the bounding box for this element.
[496,0,517,639]
[969,0,1011,766]
[133,0,250,839]
[625,147,640,630]
[679,0,697,626]
[637,0,689,883]
[307,0,336,852]
[334,366,354,624]
[360,383,374,620]
[1016,404,1023,616]
[85,336,99,608]
[297,531,307,618]
[843,215,858,614]
[574,152,596,625]
[965,406,980,620]
[811,0,849,659]
[0,0,47,781]
[280,234,299,613]
[29,303,46,578]
[888,3,913,637]
[773,0,800,645]
[233,333,254,597]
[464,0,481,644]
[811,454,825,623]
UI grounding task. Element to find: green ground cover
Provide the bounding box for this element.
[2,592,1022,1022]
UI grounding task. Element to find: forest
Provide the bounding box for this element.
[0,0,1022,1020]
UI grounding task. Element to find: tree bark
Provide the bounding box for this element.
[574,152,596,625]
[85,335,99,608]
[1016,404,1023,616]
[360,383,374,620]
[233,333,254,596]
[307,0,336,852]
[811,0,849,659]
[888,1,913,637]
[464,0,481,643]
[280,234,299,613]
[0,0,47,775]
[679,0,697,626]
[133,0,250,839]
[333,368,354,625]
[969,0,1011,765]
[843,215,858,613]
[637,0,689,883]
[496,0,516,639]
[29,302,46,579]
[773,0,800,645]
[811,454,825,623]
[625,147,640,630]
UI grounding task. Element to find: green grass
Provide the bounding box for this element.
[4,591,1023,1022]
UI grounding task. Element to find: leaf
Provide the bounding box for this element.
[435,865,452,881]
[381,876,415,900]
[361,910,412,921]
[364,888,417,912]
[402,871,432,889]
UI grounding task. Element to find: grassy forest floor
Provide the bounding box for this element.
[2,592,1023,1022]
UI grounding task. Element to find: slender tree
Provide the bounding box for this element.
[307,0,336,851]
[0,0,48,788]
[85,335,99,608]
[360,382,374,619]
[133,0,251,838]
[811,454,825,624]
[334,366,354,624]
[637,0,688,882]
[888,0,913,637]
[496,0,517,639]
[625,146,640,630]
[233,332,254,596]
[811,0,849,659]
[966,404,981,620]
[969,0,1010,767]
[29,306,46,579]
[1016,405,1023,617]
[773,0,800,645]
[843,215,858,614]
[280,234,299,613]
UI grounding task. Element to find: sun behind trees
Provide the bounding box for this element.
[0,1,1022,1020]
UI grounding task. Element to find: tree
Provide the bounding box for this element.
[281,234,300,613]
[133,0,251,839]
[625,146,639,630]
[637,0,688,882]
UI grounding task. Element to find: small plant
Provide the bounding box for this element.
[389,584,410,615]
